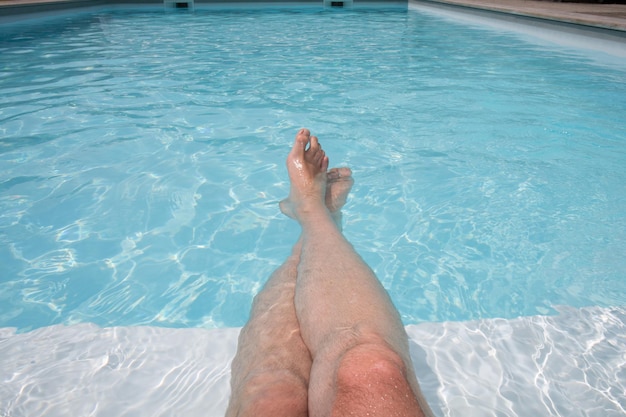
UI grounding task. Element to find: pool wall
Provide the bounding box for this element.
[0,0,408,23]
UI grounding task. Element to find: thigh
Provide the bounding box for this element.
[229,371,309,417]
[227,255,312,417]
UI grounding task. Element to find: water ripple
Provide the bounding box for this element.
[1,9,625,332]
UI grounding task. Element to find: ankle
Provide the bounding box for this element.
[296,204,335,227]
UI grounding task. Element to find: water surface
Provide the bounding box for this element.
[0,8,625,332]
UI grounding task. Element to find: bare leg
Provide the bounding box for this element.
[227,157,354,417]
[226,241,310,417]
[282,129,433,417]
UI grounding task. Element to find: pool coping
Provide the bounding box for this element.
[0,0,409,22]
[411,0,626,32]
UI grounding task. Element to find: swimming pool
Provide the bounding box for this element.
[0,4,625,416]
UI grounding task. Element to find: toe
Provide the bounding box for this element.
[336,167,352,178]
[309,135,320,151]
[293,129,310,151]
[327,168,340,181]
[321,155,329,172]
[327,167,352,181]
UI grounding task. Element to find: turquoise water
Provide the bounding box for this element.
[1,7,625,333]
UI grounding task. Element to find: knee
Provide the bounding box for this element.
[335,343,409,389]
[333,344,423,416]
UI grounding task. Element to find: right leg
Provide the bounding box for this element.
[282,129,433,417]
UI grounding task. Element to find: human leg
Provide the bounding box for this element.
[226,241,310,417]
[226,154,354,417]
[282,129,433,417]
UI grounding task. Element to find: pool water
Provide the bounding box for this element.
[1,5,625,417]
[1,6,625,332]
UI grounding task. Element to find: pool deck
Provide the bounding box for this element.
[1,0,626,32]
[416,0,626,31]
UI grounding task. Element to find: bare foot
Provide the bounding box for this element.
[281,166,353,227]
[280,129,330,220]
[325,167,353,214]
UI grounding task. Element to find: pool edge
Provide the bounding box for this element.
[411,0,626,32]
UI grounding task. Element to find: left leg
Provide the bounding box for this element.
[226,241,311,417]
